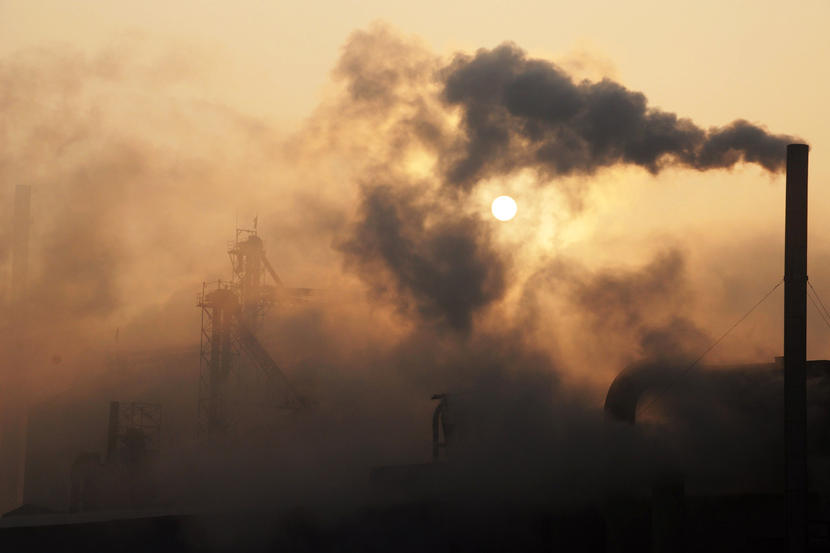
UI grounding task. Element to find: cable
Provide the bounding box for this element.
[809,281,830,318]
[808,291,830,329]
[808,281,830,324]
[808,287,830,331]
[639,278,784,416]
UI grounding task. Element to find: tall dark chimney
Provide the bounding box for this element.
[785,143,809,553]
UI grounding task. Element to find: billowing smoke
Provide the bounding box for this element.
[565,249,688,333]
[563,249,710,359]
[338,181,506,332]
[441,43,797,188]
[327,28,798,334]
[0,24,812,544]
[520,248,712,387]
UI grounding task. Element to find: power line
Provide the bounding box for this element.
[808,281,830,325]
[808,286,830,332]
[639,278,784,416]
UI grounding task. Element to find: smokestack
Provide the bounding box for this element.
[785,143,808,553]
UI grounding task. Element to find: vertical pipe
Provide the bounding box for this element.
[785,143,809,553]
[432,402,442,461]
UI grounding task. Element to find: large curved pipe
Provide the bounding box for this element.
[602,360,818,424]
[604,363,677,424]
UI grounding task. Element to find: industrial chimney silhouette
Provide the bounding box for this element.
[785,143,809,553]
[784,144,810,553]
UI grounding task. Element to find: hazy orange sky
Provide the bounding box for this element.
[4,0,827,234]
[4,0,830,378]
[8,2,830,524]
[3,1,828,133]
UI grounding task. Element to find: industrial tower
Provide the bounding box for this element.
[197,222,306,437]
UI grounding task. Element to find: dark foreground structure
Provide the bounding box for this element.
[0,502,607,553]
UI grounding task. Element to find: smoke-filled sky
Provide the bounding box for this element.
[3,2,830,506]
[3,1,830,377]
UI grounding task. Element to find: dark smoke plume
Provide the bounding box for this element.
[567,249,688,332]
[325,30,799,335]
[3,28,808,536]
[441,43,798,188]
[339,181,506,332]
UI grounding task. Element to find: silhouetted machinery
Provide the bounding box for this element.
[599,145,830,551]
[69,401,161,512]
[198,222,309,437]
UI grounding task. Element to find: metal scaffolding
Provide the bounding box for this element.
[106,401,162,463]
[197,223,304,438]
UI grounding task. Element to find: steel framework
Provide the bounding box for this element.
[106,401,162,462]
[197,223,304,438]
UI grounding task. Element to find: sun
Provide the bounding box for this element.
[491,195,517,221]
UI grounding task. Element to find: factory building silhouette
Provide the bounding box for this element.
[2,144,829,552]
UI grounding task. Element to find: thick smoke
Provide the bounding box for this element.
[441,43,797,188]
[518,247,711,382]
[326,29,799,334]
[567,249,710,361]
[565,249,688,333]
[1,25,814,545]
[338,181,506,332]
